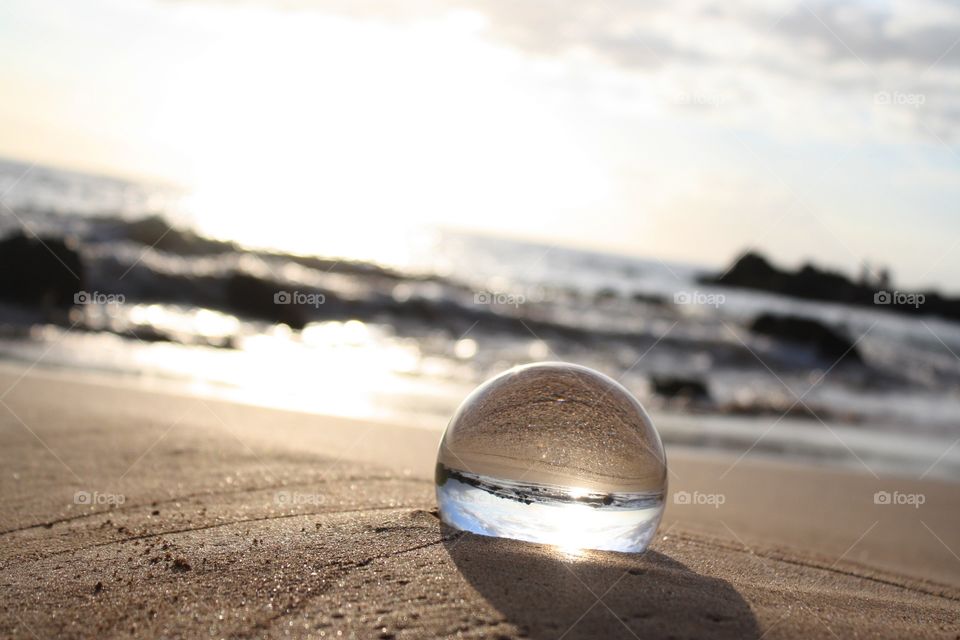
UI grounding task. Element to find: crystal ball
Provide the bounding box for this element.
[436,362,667,553]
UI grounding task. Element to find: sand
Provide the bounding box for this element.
[1,366,958,639]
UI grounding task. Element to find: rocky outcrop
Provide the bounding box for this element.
[750,313,862,364]
[702,251,960,322]
[0,232,84,309]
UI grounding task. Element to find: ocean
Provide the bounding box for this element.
[1,157,958,480]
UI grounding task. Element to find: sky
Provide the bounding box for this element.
[1,0,959,290]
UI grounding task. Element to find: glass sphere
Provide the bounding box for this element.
[436,362,667,553]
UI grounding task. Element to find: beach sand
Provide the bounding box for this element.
[1,367,958,639]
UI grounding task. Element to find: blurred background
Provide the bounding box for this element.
[1,0,958,479]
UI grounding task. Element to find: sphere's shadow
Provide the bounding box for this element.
[444,531,760,639]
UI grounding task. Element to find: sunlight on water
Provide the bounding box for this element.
[180,184,433,270]
[150,5,611,268]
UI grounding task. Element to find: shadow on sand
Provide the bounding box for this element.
[444,531,759,639]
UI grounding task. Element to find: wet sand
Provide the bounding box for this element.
[1,367,958,639]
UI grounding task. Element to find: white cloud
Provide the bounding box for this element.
[187,0,960,143]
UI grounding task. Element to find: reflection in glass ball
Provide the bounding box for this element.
[436,362,667,553]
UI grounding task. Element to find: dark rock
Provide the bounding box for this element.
[224,273,312,329]
[0,232,84,308]
[750,313,862,364]
[119,215,236,256]
[702,251,960,322]
[706,252,864,302]
[650,376,711,402]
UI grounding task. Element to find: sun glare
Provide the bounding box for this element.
[138,5,612,261]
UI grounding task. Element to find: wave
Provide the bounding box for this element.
[3,212,960,436]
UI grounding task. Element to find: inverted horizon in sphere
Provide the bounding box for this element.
[435,362,668,553]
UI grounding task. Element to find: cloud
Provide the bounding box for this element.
[773,1,960,70]
[169,0,960,142]
[466,0,960,139]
